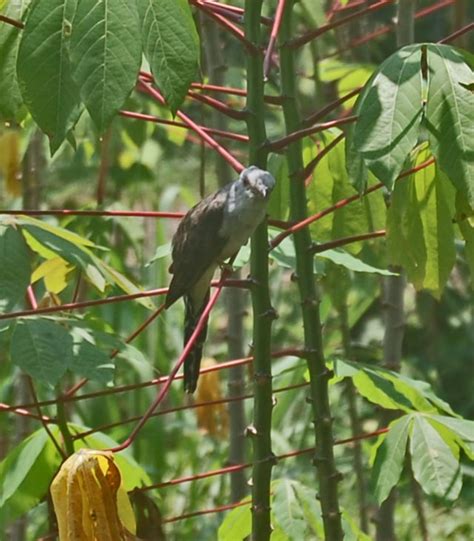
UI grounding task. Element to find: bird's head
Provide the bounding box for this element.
[239,166,276,200]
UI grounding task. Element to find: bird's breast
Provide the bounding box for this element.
[218,196,267,260]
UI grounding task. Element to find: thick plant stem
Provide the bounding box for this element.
[376,272,406,541]
[377,2,413,538]
[244,2,275,540]
[201,11,248,501]
[396,0,415,46]
[339,303,369,533]
[279,3,343,540]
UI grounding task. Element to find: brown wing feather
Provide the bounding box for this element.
[165,187,230,308]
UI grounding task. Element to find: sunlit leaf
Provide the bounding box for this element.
[218,500,251,541]
[31,256,72,294]
[351,45,424,188]
[372,415,413,505]
[425,44,474,205]
[410,414,462,501]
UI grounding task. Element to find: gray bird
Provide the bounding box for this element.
[165,166,276,393]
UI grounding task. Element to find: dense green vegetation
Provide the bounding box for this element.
[0,1,473,539]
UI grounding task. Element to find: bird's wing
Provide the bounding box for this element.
[165,187,230,308]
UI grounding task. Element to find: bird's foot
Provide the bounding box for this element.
[219,261,236,274]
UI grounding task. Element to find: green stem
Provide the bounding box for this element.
[339,303,369,533]
[244,2,275,540]
[279,3,343,540]
[56,391,75,457]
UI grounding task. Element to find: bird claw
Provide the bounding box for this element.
[220,261,235,273]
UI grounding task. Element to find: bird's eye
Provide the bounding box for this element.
[242,175,250,187]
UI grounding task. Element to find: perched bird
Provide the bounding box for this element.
[165,166,276,393]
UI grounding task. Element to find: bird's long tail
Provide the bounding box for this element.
[183,290,210,393]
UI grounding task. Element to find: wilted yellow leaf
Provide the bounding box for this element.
[31,257,73,294]
[0,130,21,197]
[195,358,228,438]
[50,449,138,541]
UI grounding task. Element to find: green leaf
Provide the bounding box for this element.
[425,44,474,205]
[147,241,171,266]
[410,414,462,501]
[352,45,424,188]
[0,0,30,121]
[426,415,474,459]
[386,163,424,283]
[97,260,155,310]
[341,510,372,541]
[17,216,151,302]
[139,0,199,115]
[270,232,324,276]
[459,220,474,271]
[10,318,73,384]
[334,359,450,414]
[22,223,107,291]
[306,134,386,253]
[352,370,414,411]
[387,148,456,296]
[414,161,456,297]
[267,153,290,221]
[272,479,323,540]
[17,0,82,153]
[0,427,62,525]
[372,415,413,505]
[73,339,114,384]
[317,248,395,276]
[69,0,142,132]
[18,214,95,247]
[0,225,31,313]
[218,500,251,541]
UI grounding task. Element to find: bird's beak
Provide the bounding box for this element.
[257,185,268,198]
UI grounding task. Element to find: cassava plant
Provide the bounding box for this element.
[0,1,473,540]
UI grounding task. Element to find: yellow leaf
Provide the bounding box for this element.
[0,130,21,197]
[50,449,137,541]
[22,229,58,260]
[195,358,228,438]
[31,257,72,294]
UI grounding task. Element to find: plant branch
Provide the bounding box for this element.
[109,272,229,452]
[188,90,248,120]
[244,2,276,538]
[138,79,244,173]
[288,0,395,48]
[302,87,361,127]
[0,14,24,28]
[270,157,435,249]
[191,0,259,53]
[311,229,386,253]
[120,110,249,142]
[263,0,287,79]
[280,3,343,538]
[265,115,356,152]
